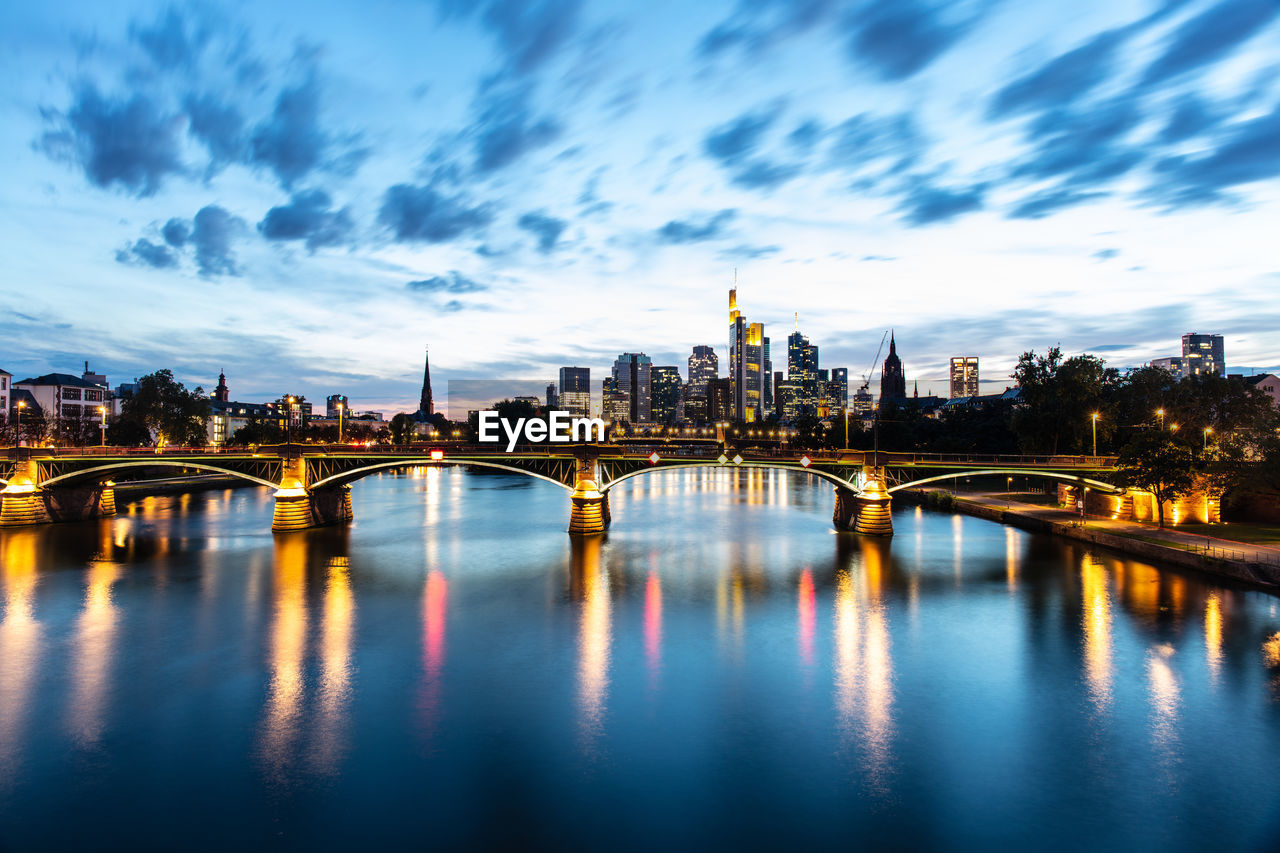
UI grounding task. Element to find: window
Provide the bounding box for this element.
[85,389,102,402]
[63,404,80,418]
[62,388,82,400]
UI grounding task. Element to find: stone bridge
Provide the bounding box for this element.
[1,444,1122,536]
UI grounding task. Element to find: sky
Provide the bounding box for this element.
[2,0,1279,417]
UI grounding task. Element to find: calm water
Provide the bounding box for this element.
[2,467,1280,851]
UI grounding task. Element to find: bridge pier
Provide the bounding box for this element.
[569,456,609,535]
[833,486,858,530]
[853,467,893,537]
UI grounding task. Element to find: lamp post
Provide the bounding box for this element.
[286,396,295,443]
[15,399,25,446]
[337,401,344,444]
[1156,408,1165,430]
[1204,426,1213,450]
[98,405,106,446]
[1091,412,1099,457]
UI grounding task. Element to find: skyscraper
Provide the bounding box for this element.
[831,367,849,410]
[880,332,906,403]
[949,357,979,398]
[762,336,772,414]
[558,366,591,416]
[650,366,682,424]
[688,346,718,395]
[326,394,349,418]
[728,288,765,422]
[612,353,652,424]
[787,329,819,415]
[1182,333,1225,377]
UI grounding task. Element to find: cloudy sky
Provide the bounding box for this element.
[3,0,1278,416]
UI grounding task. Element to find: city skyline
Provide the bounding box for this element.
[4,0,1279,416]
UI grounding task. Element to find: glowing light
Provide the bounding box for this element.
[429,449,444,462]
[1204,593,1222,682]
[644,571,662,681]
[1081,556,1113,711]
[313,556,354,775]
[260,535,308,777]
[798,569,815,667]
[69,559,121,747]
[1264,632,1280,668]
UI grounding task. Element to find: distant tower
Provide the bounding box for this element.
[419,349,433,417]
[880,332,906,402]
[214,370,230,402]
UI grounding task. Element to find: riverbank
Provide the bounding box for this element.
[897,488,1280,591]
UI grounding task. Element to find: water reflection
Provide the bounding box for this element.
[1204,593,1222,684]
[1147,644,1182,775]
[834,538,895,792]
[644,567,662,686]
[419,569,448,737]
[311,556,355,775]
[68,558,121,747]
[1081,554,1113,712]
[260,534,308,780]
[571,536,610,750]
[798,568,815,669]
[0,531,42,780]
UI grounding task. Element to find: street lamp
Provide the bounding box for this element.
[1204,426,1213,450]
[98,405,106,446]
[1156,408,1165,430]
[1091,412,1099,456]
[15,399,26,445]
[336,401,344,444]
[286,396,295,443]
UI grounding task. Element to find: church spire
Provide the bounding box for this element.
[419,348,433,417]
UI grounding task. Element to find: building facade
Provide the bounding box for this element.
[949,357,979,398]
[688,346,718,395]
[650,366,682,424]
[558,366,591,417]
[612,353,652,424]
[327,394,349,418]
[1182,333,1224,378]
[728,289,766,422]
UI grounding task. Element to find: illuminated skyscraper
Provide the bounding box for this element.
[830,367,849,410]
[650,366,682,424]
[558,367,591,416]
[612,353,652,424]
[728,288,765,422]
[688,346,718,395]
[787,329,819,415]
[949,357,979,398]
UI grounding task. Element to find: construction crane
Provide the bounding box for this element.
[858,331,890,394]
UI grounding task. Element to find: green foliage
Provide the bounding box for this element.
[923,490,957,511]
[1115,431,1197,528]
[389,413,416,444]
[1011,347,1119,454]
[118,369,211,447]
[228,416,284,446]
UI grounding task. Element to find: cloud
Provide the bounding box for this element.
[826,112,923,173]
[1139,0,1280,88]
[730,158,803,189]
[115,238,179,269]
[841,0,976,81]
[1009,97,1142,185]
[517,211,568,252]
[988,29,1124,118]
[1158,95,1225,143]
[1148,100,1280,205]
[162,218,190,247]
[655,209,737,243]
[470,85,562,173]
[128,6,208,70]
[407,272,487,294]
[1007,187,1108,219]
[38,85,185,197]
[862,254,896,261]
[897,181,985,225]
[258,189,355,250]
[184,93,246,170]
[379,183,494,243]
[1093,248,1120,261]
[441,0,583,74]
[704,108,778,166]
[249,76,367,189]
[787,119,824,153]
[720,243,781,260]
[192,205,241,277]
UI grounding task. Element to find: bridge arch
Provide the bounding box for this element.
[599,460,860,492]
[40,460,279,490]
[309,459,575,492]
[887,469,1122,494]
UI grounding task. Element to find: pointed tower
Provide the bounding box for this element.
[880,331,906,403]
[419,348,433,417]
[214,370,229,402]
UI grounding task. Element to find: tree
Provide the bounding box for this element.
[1115,431,1197,528]
[1011,347,1119,454]
[389,413,416,444]
[118,370,211,447]
[228,416,284,446]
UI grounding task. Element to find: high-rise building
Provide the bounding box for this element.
[546,383,558,409]
[787,329,820,415]
[326,394,349,418]
[688,346,718,396]
[728,288,766,422]
[612,353,652,424]
[880,332,906,403]
[949,357,979,398]
[762,336,772,414]
[602,376,629,423]
[707,377,733,423]
[1151,357,1183,374]
[558,367,591,416]
[1182,333,1224,378]
[650,366,682,424]
[682,384,708,423]
[831,368,849,410]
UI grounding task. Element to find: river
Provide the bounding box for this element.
[1,467,1279,850]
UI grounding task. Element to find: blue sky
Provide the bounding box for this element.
[2,0,1278,416]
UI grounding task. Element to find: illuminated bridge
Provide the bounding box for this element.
[1,444,1121,536]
